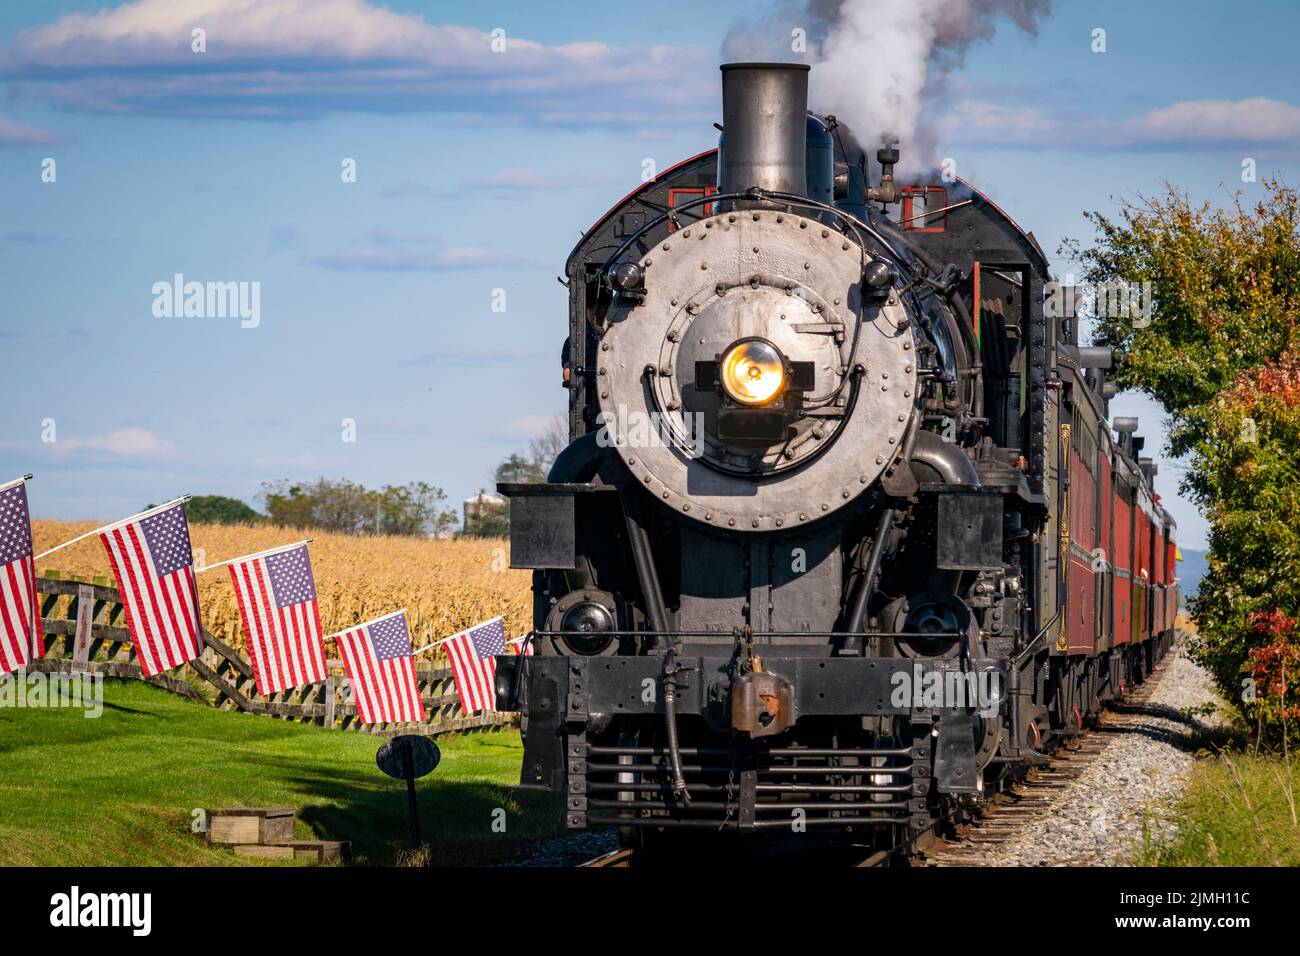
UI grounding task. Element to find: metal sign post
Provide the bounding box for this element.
[376,735,441,849]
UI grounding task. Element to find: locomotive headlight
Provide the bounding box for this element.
[719,338,785,406]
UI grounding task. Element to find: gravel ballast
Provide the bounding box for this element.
[972,642,1225,866]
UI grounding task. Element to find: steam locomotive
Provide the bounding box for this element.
[494,63,1177,853]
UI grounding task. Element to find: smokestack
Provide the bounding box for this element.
[718,63,810,206]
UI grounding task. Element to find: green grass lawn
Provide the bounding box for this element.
[0,678,563,866]
[1138,749,1300,866]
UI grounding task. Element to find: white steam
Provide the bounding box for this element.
[723,0,1051,173]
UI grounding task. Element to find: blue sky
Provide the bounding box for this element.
[2,1,1297,549]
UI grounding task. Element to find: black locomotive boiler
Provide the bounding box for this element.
[494,63,1177,852]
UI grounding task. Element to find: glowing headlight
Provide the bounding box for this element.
[719,339,785,406]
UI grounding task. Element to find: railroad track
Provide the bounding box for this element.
[918,655,1172,866]
[580,847,635,867]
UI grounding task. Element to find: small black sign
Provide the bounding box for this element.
[376,734,440,780]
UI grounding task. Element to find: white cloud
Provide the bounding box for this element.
[0,0,712,125]
[312,230,537,271]
[56,427,179,458]
[0,112,66,147]
[939,96,1300,150]
[1122,98,1300,146]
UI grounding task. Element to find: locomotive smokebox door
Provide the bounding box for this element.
[936,491,1004,571]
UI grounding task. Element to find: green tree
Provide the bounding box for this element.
[260,479,456,537]
[184,495,264,525]
[1076,179,1300,740]
[494,452,546,486]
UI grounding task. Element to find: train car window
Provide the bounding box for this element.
[666,187,717,231]
[898,185,947,232]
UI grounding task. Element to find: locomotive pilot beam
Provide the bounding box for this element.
[494,62,1177,852]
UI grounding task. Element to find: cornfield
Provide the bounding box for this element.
[30,521,533,664]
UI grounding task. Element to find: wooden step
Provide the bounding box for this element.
[207,807,296,846]
[285,840,350,863]
[233,844,296,860]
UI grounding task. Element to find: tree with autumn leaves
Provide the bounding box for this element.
[1075,179,1300,743]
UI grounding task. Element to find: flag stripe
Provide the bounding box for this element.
[126,522,181,669]
[446,629,498,714]
[105,528,164,674]
[98,507,202,678]
[0,563,25,673]
[229,552,326,696]
[335,619,422,724]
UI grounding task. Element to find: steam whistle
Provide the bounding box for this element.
[868,140,900,206]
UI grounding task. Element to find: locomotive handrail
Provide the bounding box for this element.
[530,629,966,641]
[597,187,914,280]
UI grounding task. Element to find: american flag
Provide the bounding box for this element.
[336,610,423,724]
[99,501,203,677]
[0,478,41,675]
[446,617,506,714]
[511,635,535,657]
[228,543,326,695]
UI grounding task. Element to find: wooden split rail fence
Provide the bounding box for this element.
[27,571,514,737]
